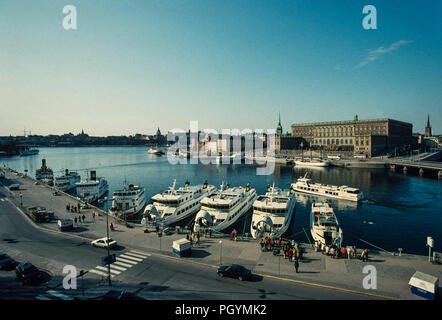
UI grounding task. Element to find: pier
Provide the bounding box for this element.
[1,166,440,300]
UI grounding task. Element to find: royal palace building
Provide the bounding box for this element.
[290,116,413,156]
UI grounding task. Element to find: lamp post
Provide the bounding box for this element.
[219,240,223,266]
[106,211,111,286]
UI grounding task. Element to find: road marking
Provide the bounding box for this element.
[47,290,74,300]
[114,261,133,268]
[107,264,127,271]
[129,250,151,257]
[89,269,115,278]
[95,266,121,275]
[36,295,52,300]
[120,254,143,262]
[254,273,396,300]
[125,251,149,259]
[116,257,138,265]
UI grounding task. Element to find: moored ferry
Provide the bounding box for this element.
[142,180,216,227]
[75,171,108,204]
[109,182,146,220]
[310,202,343,247]
[35,159,54,186]
[55,169,81,192]
[20,148,39,156]
[291,173,363,202]
[250,184,296,239]
[193,183,257,233]
[294,158,330,167]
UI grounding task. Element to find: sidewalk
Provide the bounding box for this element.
[2,167,441,300]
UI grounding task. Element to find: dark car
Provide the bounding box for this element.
[92,290,145,300]
[217,264,252,281]
[0,253,17,270]
[16,262,41,284]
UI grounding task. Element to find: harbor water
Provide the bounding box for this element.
[2,146,441,255]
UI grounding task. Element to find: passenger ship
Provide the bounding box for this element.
[75,171,108,204]
[250,184,296,239]
[194,183,257,233]
[35,159,54,186]
[294,158,330,167]
[291,173,363,202]
[55,169,81,192]
[310,202,343,247]
[109,182,146,220]
[141,180,216,227]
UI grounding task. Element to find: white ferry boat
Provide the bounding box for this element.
[294,158,330,167]
[109,183,146,220]
[142,180,216,227]
[250,184,296,239]
[55,169,81,192]
[291,173,363,202]
[310,202,343,247]
[35,159,54,186]
[194,183,257,233]
[75,171,108,204]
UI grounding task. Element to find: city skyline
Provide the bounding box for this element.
[1,1,441,136]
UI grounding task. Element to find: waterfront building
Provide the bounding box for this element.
[290,116,413,156]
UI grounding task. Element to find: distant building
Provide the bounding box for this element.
[425,114,432,137]
[290,116,413,156]
[276,112,283,137]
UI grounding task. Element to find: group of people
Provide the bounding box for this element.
[74,214,86,225]
[315,241,369,261]
[66,203,81,213]
[260,237,302,273]
[187,231,201,246]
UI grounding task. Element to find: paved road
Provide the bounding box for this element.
[0,185,376,300]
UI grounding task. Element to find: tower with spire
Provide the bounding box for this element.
[276,112,283,137]
[425,114,432,137]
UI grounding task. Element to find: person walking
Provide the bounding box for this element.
[74,217,77,225]
[82,214,85,223]
[294,258,299,273]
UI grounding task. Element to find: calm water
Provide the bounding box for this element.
[2,146,441,255]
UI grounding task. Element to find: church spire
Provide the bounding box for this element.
[426,114,430,128]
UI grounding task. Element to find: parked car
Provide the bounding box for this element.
[217,264,252,281]
[16,262,41,284]
[91,237,117,249]
[8,184,20,190]
[0,253,17,270]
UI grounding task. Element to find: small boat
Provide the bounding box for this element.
[194,182,257,233]
[250,184,296,239]
[35,159,54,186]
[294,158,330,167]
[75,171,108,204]
[20,149,39,156]
[55,169,81,192]
[291,173,363,202]
[109,182,146,220]
[310,202,343,247]
[148,147,165,156]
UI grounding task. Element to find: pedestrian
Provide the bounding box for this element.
[66,204,69,211]
[186,233,190,241]
[74,217,77,224]
[294,258,299,273]
[82,214,85,223]
[209,229,212,238]
[353,246,357,258]
[299,246,303,260]
[78,203,81,212]
[288,249,292,261]
[365,249,369,262]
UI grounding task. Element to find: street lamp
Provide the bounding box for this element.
[106,211,111,286]
[219,240,223,266]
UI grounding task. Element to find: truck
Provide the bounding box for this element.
[27,207,51,223]
[172,239,192,257]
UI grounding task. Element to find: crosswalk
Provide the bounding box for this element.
[88,250,151,279]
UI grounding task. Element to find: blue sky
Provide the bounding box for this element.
[0,0,441,136]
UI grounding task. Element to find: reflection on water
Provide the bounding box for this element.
[2,147,441,255]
